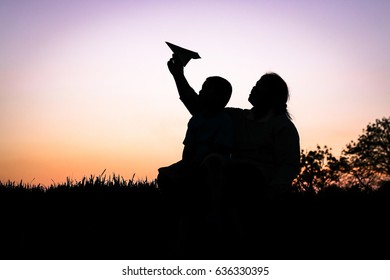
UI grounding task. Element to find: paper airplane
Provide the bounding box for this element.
[166,41,201,67]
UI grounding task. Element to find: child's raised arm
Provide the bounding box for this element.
[167,54,202,115]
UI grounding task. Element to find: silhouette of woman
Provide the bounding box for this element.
[226,73,300,195]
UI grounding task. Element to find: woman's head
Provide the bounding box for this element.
[248,72,291,119]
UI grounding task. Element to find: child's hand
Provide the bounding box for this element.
[167,54,184,77]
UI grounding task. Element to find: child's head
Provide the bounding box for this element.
[199,76,232,112]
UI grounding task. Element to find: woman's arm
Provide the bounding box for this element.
[167,55,202,115]
[271,119,301,192]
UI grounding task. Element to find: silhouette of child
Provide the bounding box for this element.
[158,70,233,187]
[157,57,234,257]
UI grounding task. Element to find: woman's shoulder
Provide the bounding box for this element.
[224,108,253,127]
[271,114,295,124]
[224,107,244,113]
[270,115,299,136]
[224,107,249,118]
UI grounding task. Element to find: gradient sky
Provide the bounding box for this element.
[1,0,389,185]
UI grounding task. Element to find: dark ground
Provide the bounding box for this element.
[1,182,389,260]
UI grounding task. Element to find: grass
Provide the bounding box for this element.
[0,173,389,260]
[0,170,157,192]
[0,171,166,260]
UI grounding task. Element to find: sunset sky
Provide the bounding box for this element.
[1,0,389,185]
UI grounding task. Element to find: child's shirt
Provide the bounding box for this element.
[183,111,234,163]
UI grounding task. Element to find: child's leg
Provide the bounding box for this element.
[200,154,226,215]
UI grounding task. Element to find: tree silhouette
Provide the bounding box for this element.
[293,117,390,192]
[293,145,347,193]
[342,117,390,189]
